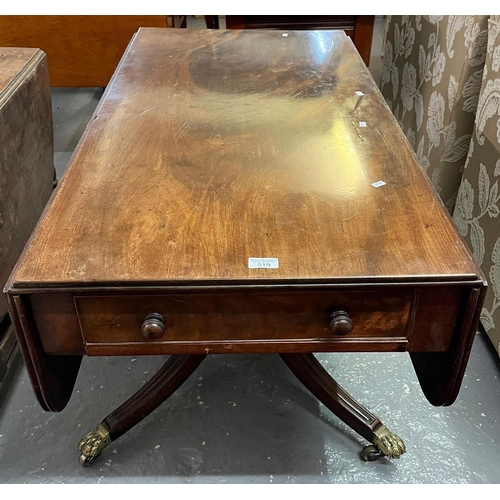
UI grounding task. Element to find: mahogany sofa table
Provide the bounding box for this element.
[5,28,486,466]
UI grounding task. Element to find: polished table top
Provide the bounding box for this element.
[11,28,479,288]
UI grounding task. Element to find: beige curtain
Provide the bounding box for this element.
[453,16,500,355]
[380,15,489,212]
[381,15,500,357]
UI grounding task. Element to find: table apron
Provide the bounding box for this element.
[26,285,468,355]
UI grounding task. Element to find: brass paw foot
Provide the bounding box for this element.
[372,424,406,459]
[77,423,111,467]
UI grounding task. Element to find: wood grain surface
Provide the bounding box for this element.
[10,29,481,288]
[0,47,38,93]
[0,16,169,86]
[75,289,413,344]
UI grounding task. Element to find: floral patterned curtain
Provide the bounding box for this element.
[380,16,489,213]
[453,16,500,356]
[381,15,500,356]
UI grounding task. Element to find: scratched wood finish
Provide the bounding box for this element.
[11,29,481,287]
[0,16,169,86]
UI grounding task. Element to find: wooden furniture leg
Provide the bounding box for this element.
[204,15,220,29]
[280,353,406,460]
[77,354,205,466]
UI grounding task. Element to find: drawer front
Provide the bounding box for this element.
[74,290,415,353]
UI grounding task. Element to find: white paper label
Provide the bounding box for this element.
[248,258,279,269]
[371,180,387,188]
[359,121,367,127]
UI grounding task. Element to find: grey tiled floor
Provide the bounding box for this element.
[1,20,500,483]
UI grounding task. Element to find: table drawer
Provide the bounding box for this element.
[74,290,415,352]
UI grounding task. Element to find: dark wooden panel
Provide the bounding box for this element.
[6,294,81,412]
[0,318,17,384]
[0,15,169,86]
[407,286,463,352]
[410,286,486,406]
[352,15,375,66]
[225,15,357,30]
[31,294,84,355]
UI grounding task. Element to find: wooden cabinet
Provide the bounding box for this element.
[0,16,169,86]
[0,48,54,390]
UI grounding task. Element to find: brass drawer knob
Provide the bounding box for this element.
[329,311,353,335]
[141,313,166,340]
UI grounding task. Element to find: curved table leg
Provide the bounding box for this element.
[78,354,205,466]
[280,353,405,460]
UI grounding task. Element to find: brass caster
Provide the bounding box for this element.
[372,424,406,459]
[77,423,111,467]
[360,445,383,462]
[79,453,97,467]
